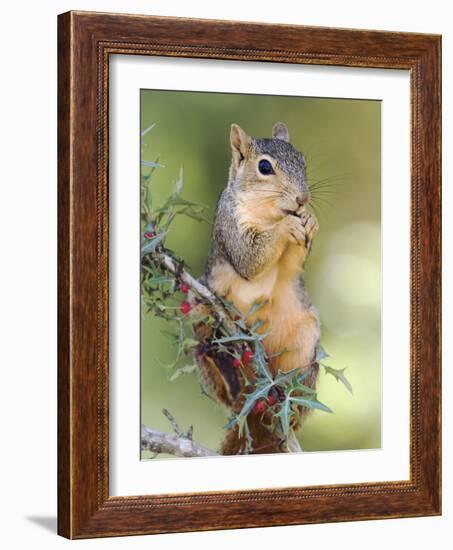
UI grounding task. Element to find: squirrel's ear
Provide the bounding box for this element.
[272,122,290,142]
[230,124,250,171]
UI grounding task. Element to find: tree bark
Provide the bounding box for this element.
[141,425,218,458]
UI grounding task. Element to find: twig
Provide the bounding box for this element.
[286,429,304,453]
[141,409,218,458]
[162,407,192,439]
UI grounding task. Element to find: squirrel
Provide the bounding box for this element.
[192,122,320,455]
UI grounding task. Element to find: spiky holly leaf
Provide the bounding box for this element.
[250,319,266,332]
[141,231,168,257]
[212,333,262,344]
[246,299,268,318]
[274,369,316,396]
[275,397,294,436]
[233,318,247,331]
[323,365,353,395]
[253,341,273,381]
[218,296,243,317]
[316,345,329,361]
[226,379,275,429]
[235,416,253,448]
[240,380,274,416]
[289,395,333,413]
[274,367,303,388]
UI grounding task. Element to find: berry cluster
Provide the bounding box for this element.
[253,391,279,414]
[231,349,254,370]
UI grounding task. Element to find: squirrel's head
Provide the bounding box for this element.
[228,122,309,222]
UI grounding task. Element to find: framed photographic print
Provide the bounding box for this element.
[58,11,441,538]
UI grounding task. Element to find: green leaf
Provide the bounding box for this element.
[179,207,206,223]
[289,395,333,413]
[227,380,275,428]
[250,319,266,332]
[253,342,273,381]
[218,296,243,317]
[160,329,179,342]
[155,197,202,209]
[275,397,293,436]
[182,338,199,352]
[143,276,173,286]
[143,222,155,234]
[212,333,259,344]
[145,185,153,212]
[141,160,163,168]
[246,300,268,317]
[315,345,329,361]
[169,364,197,382]
[234,317,247,331]
[186,312,212,324]
[291,382,316,396]
[141,123,156,137]
[224,415,238,430]
[274,368,301,387]
[241,382,274,416]
[173,166,184,197]
[141,231,168,257]
[323,365,353,395]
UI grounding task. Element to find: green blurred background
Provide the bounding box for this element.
[140,89,381,457]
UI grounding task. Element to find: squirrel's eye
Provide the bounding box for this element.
[258,159,274,175]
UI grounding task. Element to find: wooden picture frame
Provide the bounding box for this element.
[58,10,441,539]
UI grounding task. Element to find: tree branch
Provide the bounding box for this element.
[141,425,218,458]
[141,409,218,458]
[286,429,303,453]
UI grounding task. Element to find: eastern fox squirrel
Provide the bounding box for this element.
[193,122,320,454]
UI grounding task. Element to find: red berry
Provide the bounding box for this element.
[179,282,190,294]
[242,350,254,365]
[180,301,191,315]
[267,395,277,406]
[232,358,242,369]
[144,231,155,239]
[253,400,267,414]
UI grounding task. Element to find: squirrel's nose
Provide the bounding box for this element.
[296,192,309,206]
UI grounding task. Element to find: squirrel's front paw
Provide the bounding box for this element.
[283,215,306,246]
[299,211,319,249]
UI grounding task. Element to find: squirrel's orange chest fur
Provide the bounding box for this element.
[208,242,319,376]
